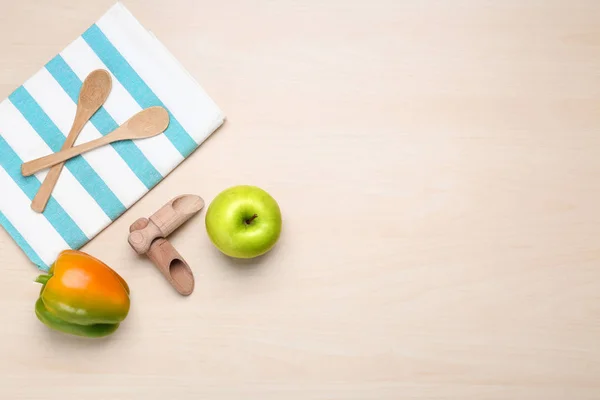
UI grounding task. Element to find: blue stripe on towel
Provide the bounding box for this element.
[0,136,88,250]
[9,86,126,220]
[82,24,197,158]
[45,55,163,189]
[0,211,48,270]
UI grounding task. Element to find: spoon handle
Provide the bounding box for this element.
[30,109,91,213]
[22,133,117,177]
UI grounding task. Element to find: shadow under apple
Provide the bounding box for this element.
[215,240,283,272]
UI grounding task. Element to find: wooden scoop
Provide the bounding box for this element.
[129,218,196,296]
[21,106,169,177]
[31,69,112,213]
[128,195,205,296]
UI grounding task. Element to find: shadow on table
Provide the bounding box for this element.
[218,242,283,273]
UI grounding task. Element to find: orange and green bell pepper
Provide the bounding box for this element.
[34,250,130,338]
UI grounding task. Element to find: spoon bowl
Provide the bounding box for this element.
[118,106,170,140]
[79,70,112,110]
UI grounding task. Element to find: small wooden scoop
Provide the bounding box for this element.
[21,106,169,177]
[128,195,204,296]
[130,219,195,296]
[31,69,112,213]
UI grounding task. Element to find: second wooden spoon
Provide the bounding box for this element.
[31,69,112,213]
[21,106,170,177]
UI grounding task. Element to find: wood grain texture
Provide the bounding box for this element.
[20,105,169,176]
[31,69,112,213]
[129,210,198,296]
[0,0,599,399]
[128,194,205,254]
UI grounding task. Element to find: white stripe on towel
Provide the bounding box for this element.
[0,100,110,237]
[61,37,184,176]
[0,167,70,266]
[97,4,225,144]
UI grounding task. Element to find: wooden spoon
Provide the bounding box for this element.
[31,69,112,213]
[21,106,169,177]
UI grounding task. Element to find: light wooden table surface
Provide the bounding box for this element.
[1,1,599,399]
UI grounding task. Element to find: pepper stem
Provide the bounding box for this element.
[35,274,52,285]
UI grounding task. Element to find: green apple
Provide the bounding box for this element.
[205,185,282,258]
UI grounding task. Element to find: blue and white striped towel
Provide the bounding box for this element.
[0,2,225,270]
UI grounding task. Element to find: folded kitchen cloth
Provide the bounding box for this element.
[0,2,224,270]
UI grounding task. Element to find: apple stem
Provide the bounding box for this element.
[245,214,258,225]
